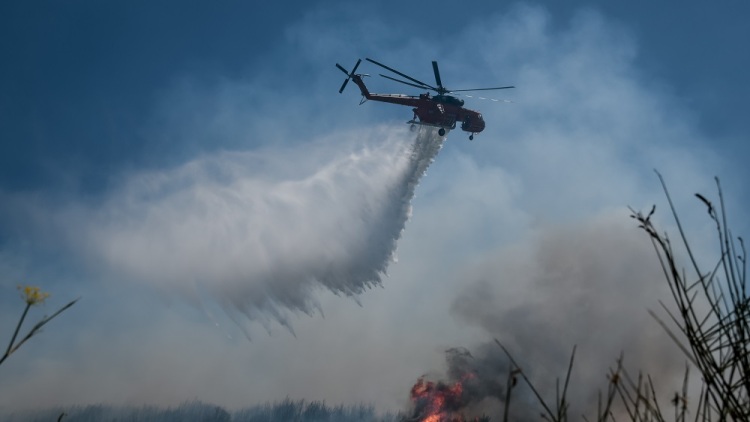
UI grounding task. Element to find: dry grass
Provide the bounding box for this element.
[496,173,748,422]
[1,286,78,367]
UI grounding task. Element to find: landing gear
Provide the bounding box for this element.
[438,128,446,136]
[469,134,474,141]
[410,124,417,132]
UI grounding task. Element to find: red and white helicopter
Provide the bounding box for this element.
[337,58,514,140]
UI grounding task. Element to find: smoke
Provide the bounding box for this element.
[414,213,686,419]
[65,125,445,332]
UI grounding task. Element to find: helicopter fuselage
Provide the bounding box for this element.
[350,75,485,136]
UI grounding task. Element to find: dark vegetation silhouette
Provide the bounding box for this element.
[496,174,748,421]
[3,400,404,422]
[624,174,748,421]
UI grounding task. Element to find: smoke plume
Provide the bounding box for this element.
[413,214,687,420]
[72,126,444,332]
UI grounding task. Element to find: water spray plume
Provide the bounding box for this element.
[82,126,445,333]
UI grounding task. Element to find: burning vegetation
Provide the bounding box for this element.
[404,349,499,422]
[407,376,481,422]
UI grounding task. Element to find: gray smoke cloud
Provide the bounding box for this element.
[423,213,687,419]
[66,125,444,333]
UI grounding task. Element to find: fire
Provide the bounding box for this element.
[408,376,475,422]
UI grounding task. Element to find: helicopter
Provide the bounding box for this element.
[336,58,514,140]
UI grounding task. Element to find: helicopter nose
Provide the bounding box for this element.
[477,116,486,132]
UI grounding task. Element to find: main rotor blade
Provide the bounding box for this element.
[366,58,436,90]
[379,74,435,91]
[450,86,515,92]
[432,61,443,89]
[336,63,350,75]
[338,78,350,94]
[459,93,514,102]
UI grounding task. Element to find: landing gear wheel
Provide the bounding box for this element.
[469,134,474,141]
[410,124,417,132]
[438,128,446,136]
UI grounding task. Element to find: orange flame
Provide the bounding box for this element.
[409,377,467,422]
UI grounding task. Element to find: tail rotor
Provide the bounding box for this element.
[336,59,362,93]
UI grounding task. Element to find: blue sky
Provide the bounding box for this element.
[0,0,748,414]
